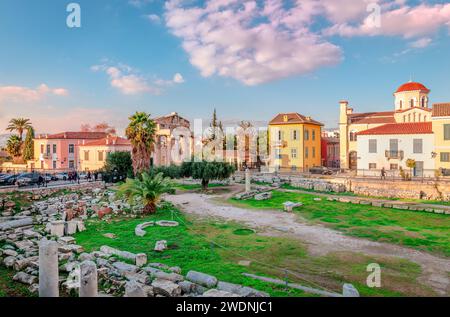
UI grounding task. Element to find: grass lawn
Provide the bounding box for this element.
[229,191,450,257]
[74,203,434,297]
[0,267,35,297]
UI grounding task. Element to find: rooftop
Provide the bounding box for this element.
[432,103,450,117]
[82,136,131,147]
[269,113,323,126]
[36,132,108,140]
[357,122,432,136]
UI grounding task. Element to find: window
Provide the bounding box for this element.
[291,148,297,158]
[421,97,425,108]
[52,144,57,154]
[418,114,422,122]
[369,163,377,169]
[312,147,316,158]
[292,130,298,140]
[278,130,282,141]
[98,151,104,161]
[399,100,403,109]
[440,152,450,162]
[349,131,357,141]
[389,139,398,152]
[40,144,44,154]
[69,144,75,154]
[413,139,423,154]
[305,147,309,158]
[46,144,50,155]
[69,160,75,169]
[390,164,398,170]
[304,129,309,140]
[275,149,281,159]
[410,99,414,107]
[52,161,57,169]
[424,116,427,121]
[84,151,90,161]
[408,114,411,122]
[368,139,377,153]
[312,130,316,141]
[444,124,450,140]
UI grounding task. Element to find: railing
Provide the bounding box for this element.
[355,168,450,183]
[385,150,404,160]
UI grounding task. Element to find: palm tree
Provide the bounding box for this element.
[117,172,174,214]
[125,112,156,175]
[7,118,32,140]
[6,135,22,158]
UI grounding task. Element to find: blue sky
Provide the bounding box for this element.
[0,0,449,134]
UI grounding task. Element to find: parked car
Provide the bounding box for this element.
[16,173,41,187]
[309,166,334,175]
[54,172,68,181]
[0,174,19,186]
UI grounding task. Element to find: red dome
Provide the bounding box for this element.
[395,82,430,93]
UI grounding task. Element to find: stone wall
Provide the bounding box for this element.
[350,179,450,201]
[0,181,105,195]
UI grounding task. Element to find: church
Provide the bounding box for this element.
[339,81,450,176]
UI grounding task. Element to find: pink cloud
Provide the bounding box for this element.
[0,84,69,103]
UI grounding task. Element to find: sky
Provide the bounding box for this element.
[0,0,450,135]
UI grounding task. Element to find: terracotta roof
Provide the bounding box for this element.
[37,132,108,140]
[269,113,323,126]
[357,122,432,136]
[349,111,396,124]
[395,82,430,93]
[82,136,131,147]
[432,103,450,117]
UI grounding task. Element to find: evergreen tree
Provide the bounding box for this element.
[22,127,35,161]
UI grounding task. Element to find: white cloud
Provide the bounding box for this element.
[409,37,432,49]
[92,63,184,95]
[145,14,161,24]
[164,0,342,86]
[173,73,185,84]
[0,84,68,103]
[128,0,153,8]
[164,0,450,85]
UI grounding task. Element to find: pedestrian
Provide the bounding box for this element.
[381,167,386,180]
[38,174,44,188]
[87,171,91,182]
[94,171,98,182]
[76,171,80,184]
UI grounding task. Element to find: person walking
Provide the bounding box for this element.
[87,171,91,182]
[94,171,98,182]
[381,167,386,180]
[37,174,44,188]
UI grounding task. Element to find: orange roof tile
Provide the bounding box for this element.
[357,122,432,136]
[432,103,450,117]
[37,132,108,140]
[269,113,323,126]
[395,82,430,93]
[82,136,131,146]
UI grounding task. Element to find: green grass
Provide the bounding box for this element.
[74,203,433,297]
[229,190,450,257]
[0,266,35,297]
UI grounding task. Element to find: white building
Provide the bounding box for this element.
[356,122,435,177]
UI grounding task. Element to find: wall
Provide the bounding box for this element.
[357,133,435,176]
[78,145,131,171]
[432,117,450,170]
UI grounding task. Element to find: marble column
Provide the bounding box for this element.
[245,168,251,193]
[79,260,98,297]
[39,238,59,297]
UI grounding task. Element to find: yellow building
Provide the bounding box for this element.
[78,136,131,171]
[431,103,450,171]
[269,113,323,172]
[340,81,433,170]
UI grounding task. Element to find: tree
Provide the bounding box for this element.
[406,159,416,179]
[80,122,116,135]
[6,118,32,140]
[104,151,133,177]
[181,161,235,190]
[22,127,35,161]
[125,112,157,175]
[6,135,22,158]
[117,172,174,214]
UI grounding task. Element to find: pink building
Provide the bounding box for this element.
[31,132,107,171]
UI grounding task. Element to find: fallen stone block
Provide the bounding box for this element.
[186,270,218,288]
[152,278,181,297]
[13,272,37,285]
[202,289,241,297]
[154,240,167,252]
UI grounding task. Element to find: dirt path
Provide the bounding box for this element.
[166,189,450,296]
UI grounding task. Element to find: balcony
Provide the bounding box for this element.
[273,140,288,148]
[385,150,404,160]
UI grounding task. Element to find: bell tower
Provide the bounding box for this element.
[394,81,430,111]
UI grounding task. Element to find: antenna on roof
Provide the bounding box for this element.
[409,74,413,82]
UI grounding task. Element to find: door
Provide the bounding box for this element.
[389,139,398,156]
[349,151,357,170]
[414,161,424,177]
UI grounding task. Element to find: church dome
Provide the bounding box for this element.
[395,82,430,93]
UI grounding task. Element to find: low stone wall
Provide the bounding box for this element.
[0,181,105,195]
[350,179,450,201]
